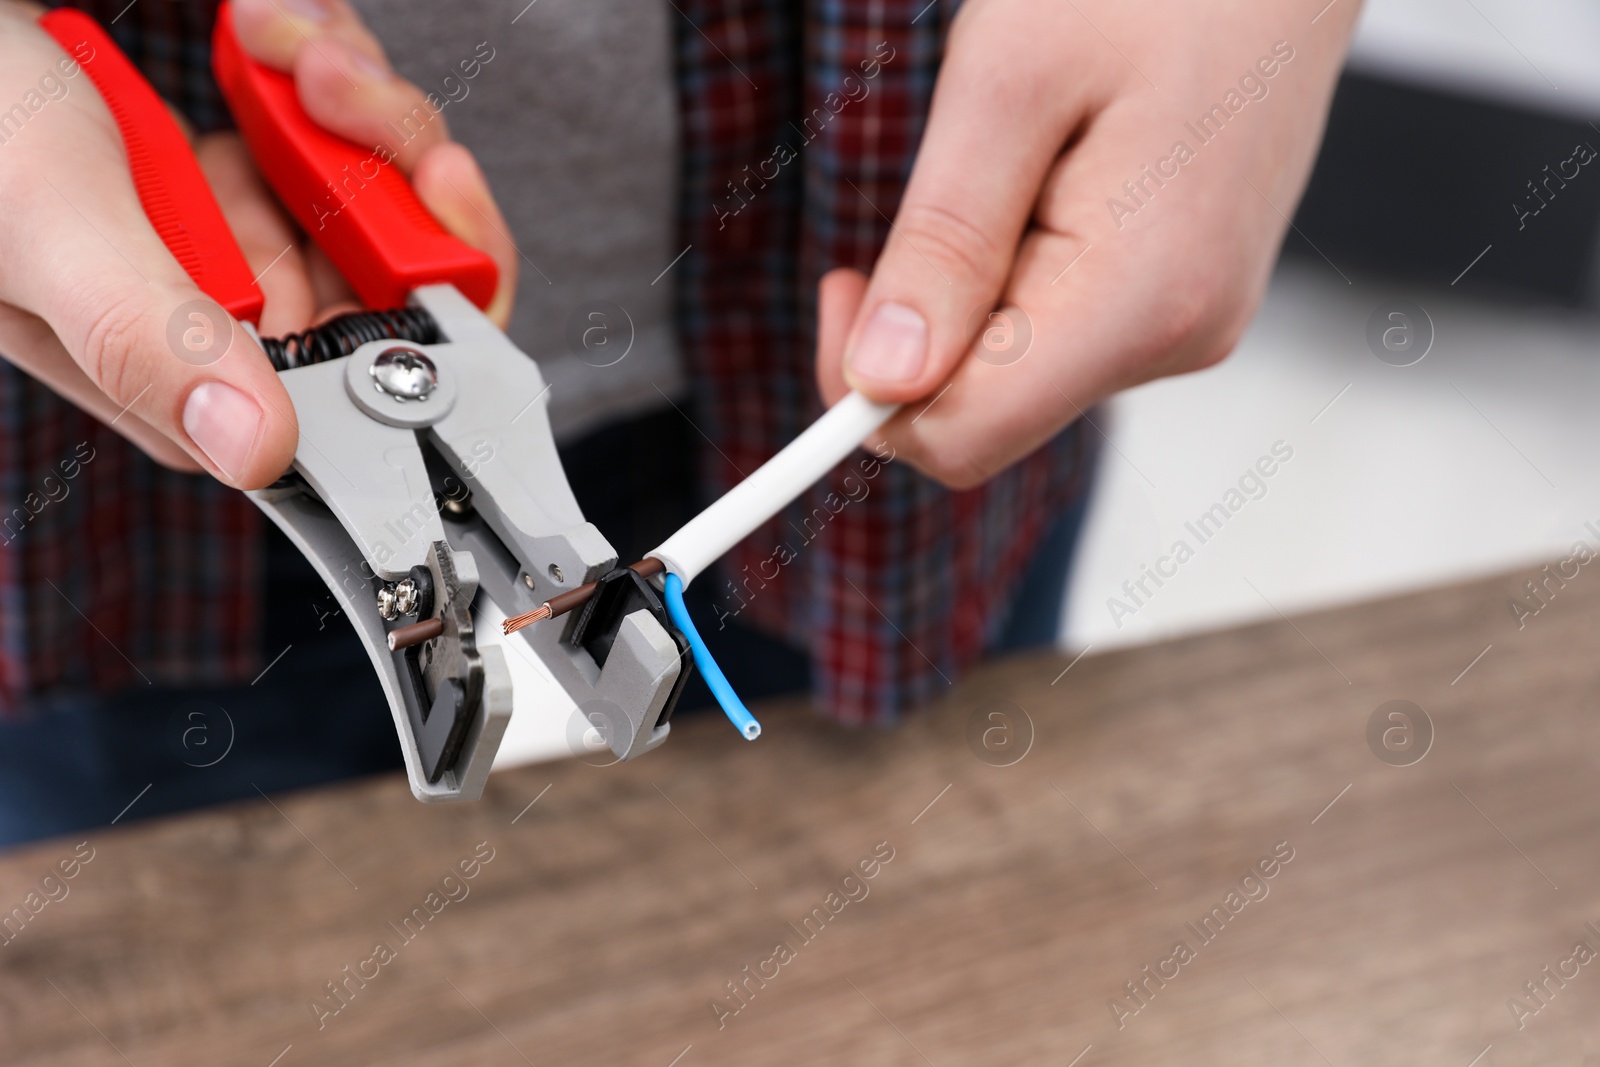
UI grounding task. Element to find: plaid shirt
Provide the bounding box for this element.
[6,0,1093,723]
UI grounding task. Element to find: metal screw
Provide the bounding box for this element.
[369,346,438,401]
[376,578,420,621]
[393,579,419,616]
[548,563,564,584]
[522,573,536,590]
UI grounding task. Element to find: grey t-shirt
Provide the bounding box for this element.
[349,0,682,441]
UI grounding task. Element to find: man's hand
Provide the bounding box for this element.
[0,0,515,490]
[815,0,1362,489]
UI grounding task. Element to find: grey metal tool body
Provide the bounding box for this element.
[249,285,684,802]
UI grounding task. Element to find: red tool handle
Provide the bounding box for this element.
[211,3,498,311]
[39,9,264,324]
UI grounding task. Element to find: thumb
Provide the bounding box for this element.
[3,144,297,489]
[841,20,1076,404]
[41,248,299,491]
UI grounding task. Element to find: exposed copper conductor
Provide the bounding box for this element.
[502,558,665,636]
[500,603,552,634]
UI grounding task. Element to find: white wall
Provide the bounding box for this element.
[1347,0,1600,117]
[1063,258,1600,652]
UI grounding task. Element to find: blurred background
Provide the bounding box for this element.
[1060,0,1600,652]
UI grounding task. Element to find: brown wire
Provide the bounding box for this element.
[502,558,664,635]
[387,616,443,651]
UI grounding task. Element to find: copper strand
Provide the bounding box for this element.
[502,558,664,635]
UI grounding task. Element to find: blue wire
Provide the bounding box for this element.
[662,572,762,741]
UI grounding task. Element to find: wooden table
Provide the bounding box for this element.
[3,566,1598,1067]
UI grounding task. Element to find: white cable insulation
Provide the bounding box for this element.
[649,390,899,586]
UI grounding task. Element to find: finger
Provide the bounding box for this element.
[39,244,298,490]
[841,1,1097,404]
[875,230,1113,489]
[232,0,511,323]
[234,0,447,172]
[194,132,316,338]
[814,267,868,406]
[311,300,366,326]
[880,105,1262,489]
[411,143,519,329]
[231,0,386,72]
[303,244,360,313]
[294,34,449,173]
[0,305,202,473]
[0,109,298,488]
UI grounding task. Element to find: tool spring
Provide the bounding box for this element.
[258,307,441,371]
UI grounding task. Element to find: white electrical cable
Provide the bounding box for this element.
[649,390,899,586]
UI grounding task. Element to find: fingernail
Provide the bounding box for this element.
[183,382,262,481]
[848,302,927,383]
[340,40,389,80]
[280,0,333,21]
[281,0,334,20]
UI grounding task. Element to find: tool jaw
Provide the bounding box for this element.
[247,488,510,802]
[247,285,682,801]
[451,517,676,766]
[412,284,615,599]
